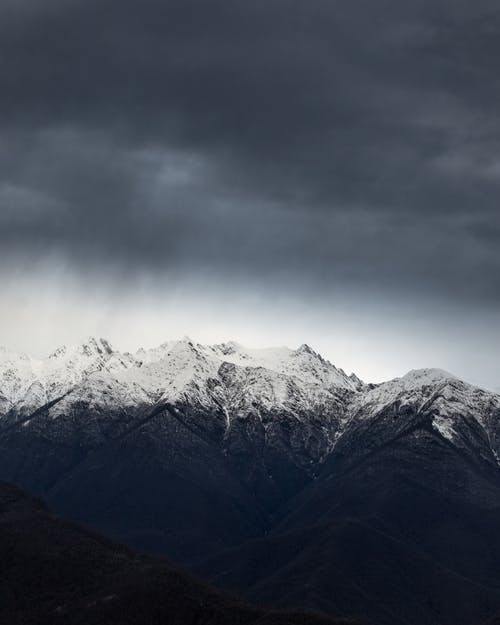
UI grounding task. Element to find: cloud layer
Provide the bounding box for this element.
[1,0,499,384]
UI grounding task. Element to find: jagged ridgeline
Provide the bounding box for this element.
[1,337,500,625]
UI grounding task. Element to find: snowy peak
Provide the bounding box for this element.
[208,342,359,391]
[296,343,316,356]
[0,348,41,414]
[82,336,114,356]
[344,364,500,464]
[0,338,364,424]
[399,368,458,389]
[354,367,459,415]
[1,336,499,466]
[0,338,137,417]
[49,337,114,361]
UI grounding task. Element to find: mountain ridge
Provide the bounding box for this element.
[1,335,495,415]
[1,336,500,625]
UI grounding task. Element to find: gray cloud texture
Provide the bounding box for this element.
[1,0,500,307]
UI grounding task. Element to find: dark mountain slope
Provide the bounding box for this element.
[44,404,267,561]
[197,416,500,625]
[0,481,356,625]
[2,343,500,625]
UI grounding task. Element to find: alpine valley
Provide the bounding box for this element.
[1,337,500,625]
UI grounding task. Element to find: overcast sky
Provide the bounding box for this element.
[1,0,499,389]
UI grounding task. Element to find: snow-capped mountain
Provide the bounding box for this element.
[1,337,500,625]
[0,336,359,424]
[343,367,500,469]
[0,338,499,512]
[0,338,134,418]
[1,337,499,462]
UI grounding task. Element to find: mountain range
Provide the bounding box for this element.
[1,337,500,625]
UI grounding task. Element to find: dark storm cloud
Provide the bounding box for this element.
[1,0,500,303]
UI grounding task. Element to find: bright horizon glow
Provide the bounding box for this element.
[1,264,498,393]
